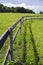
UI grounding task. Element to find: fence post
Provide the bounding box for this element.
[9,28,14,61]
[20,19,22,33]
[20,19,23,32]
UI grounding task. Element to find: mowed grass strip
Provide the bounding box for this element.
[32,19,43,65]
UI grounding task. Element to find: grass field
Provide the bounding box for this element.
[0,13,43,65]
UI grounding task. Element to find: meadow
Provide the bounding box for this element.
[0,13,43,65]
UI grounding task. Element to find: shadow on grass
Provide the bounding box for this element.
[7,61,23,65]
[22,23,27,63]
[29,23,40,65]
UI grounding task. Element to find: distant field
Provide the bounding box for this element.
[0,13,43,36]
[0,13,43,65]
[0,13,32,36]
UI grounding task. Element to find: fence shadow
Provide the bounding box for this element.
[29,22,40,65]
[22,23,27,63]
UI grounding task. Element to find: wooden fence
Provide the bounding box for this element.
[0,16,43,65]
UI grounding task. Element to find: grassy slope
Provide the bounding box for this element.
[0,13,43,65]
[32,19,43,64]
[0,13,32,36]
[0,13,43,36]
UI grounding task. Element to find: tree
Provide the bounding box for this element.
[40,11,43,14]
[0,4,4,12]
[0,3,35,13]
[15,7,26,13]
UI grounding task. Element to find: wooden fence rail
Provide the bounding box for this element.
[0,16,43,65]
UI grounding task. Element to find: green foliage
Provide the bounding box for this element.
[40,11,43,14]
[7,61,23,65]
[0,3,35,13]
[7,61,14,65]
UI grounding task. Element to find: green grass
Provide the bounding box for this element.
[31,19,43,65]
[0,13,43,36]
[0,13,43,65]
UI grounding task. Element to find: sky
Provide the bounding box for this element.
[0,0,43,13]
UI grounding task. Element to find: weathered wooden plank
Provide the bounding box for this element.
[31,17,43,19]
[0,18,22,49]
[23,17,43,21]
[2,47,10,65]
[0,30,9,49]
[13,26,20,43]
[24,16,43,18]
[10,17,24,30]
[9,28,14,61]
[11,19,21,30]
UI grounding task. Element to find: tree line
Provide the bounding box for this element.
[40,11,43,14]
[0,4,35,13]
